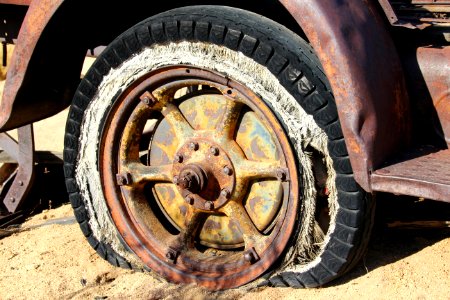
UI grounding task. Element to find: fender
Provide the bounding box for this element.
[0,0,410,191]
[0,0,86,132]
[280,0,410,190]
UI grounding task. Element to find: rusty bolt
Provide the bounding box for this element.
[185,195,195,205]
[244,248,259,264]
[276,169,287,181]
[210,147,219,156]
[223,166,233,176]
[189,142,199,151]
[220,189,231,199]
[205,201,214,210]
[166,248,179,263]
[175,154,183,163]
[116,173,132,186]
[140,91,157,106]
[244,252,256,263]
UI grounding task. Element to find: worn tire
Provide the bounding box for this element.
[64,6,374,288]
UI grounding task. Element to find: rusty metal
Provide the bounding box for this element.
[100,66,299,290]
[0,124,35,212]
[372,148,450,203]
[370,45,449,203]
[0,0,97,133]
[0,1,31,5]
[379,0,450,28]
[0,0,413,196]
[416,46,450,146]
[280,0,410,191]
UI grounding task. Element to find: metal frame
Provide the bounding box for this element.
[0,124,35,213]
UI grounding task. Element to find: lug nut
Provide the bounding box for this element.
[210,147,219,156]
[205,201,214,210]
[223,166,233,176]
[140,92,157,106]
[165,248,179,263]
[220,189,231,199]
[185,195,195,205]
[244,252,256,263]
[175,154,183,163]
[116,173,132,186]
[244,248,260,264]
[276,169,287,181]
[142,96,151,105]
[189,142,199,151]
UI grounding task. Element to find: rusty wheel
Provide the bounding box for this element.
[65,6,374,291]
[100,67,298,289]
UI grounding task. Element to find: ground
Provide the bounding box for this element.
[0,200,449,299]
[1,47,449,300]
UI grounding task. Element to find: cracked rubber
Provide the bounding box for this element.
[64,5,375,288]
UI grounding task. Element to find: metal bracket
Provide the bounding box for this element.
[0,124,35,213]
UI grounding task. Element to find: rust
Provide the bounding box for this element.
[0,124,35,212]
[280,0,410,190]
[372,148,450,203]
[379,0,450,28]
[140,91,157,107]
[416,46,450,146]
[0,1,31,5]
[116,173,132,186]
[243,247,260,264]
[210,147,219,156]
[100,66,298,289]
[0,0,65,131]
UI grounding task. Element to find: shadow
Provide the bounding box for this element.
[330,193,450,286]
[0,162,69,228]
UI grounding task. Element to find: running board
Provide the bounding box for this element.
[371,148,450,203]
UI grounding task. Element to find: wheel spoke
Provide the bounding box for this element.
[223,201,266,247]
[125,162,173,184]
[236,159,285,181]
[161,103,194,141]
[216,99,243,139]
[120,103,152,161]
[171,209,205,250]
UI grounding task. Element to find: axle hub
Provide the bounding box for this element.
[175,164,207,193]
[172,140,236,211]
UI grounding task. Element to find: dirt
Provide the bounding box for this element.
[0,202,449,300]
[1,45,450,300]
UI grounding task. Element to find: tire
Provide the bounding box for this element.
[64,6,374,290]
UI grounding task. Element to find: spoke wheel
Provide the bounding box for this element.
[100,67,299,289]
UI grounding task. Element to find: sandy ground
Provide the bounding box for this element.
[1,46,450,300]
[0,201,449,300]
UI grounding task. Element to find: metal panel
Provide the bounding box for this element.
[280,0,411,191]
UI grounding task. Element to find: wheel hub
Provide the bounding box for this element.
[172,140,236,211]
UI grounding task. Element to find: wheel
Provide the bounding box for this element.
[64,6,374,290]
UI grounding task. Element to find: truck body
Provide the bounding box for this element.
[0,0,449,290]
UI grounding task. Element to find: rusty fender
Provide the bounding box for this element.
[0,0,83,132]
[280,0,410,190]
[0,0,410,191]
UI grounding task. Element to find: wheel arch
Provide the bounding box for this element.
[0,0,410,191]
[0,0,304,132]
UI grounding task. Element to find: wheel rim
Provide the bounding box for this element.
[100,66,299,290]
